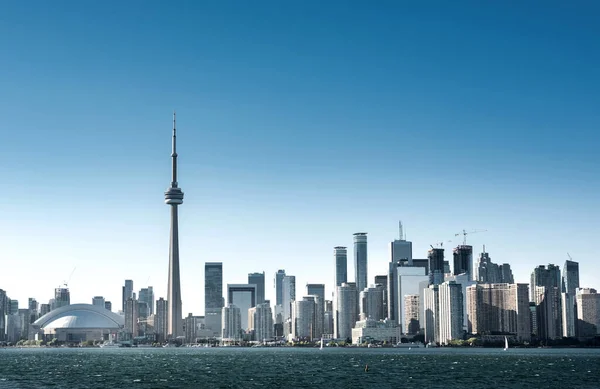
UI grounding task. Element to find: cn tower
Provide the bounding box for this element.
[164,112,184,338]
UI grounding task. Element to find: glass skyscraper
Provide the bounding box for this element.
[354,233,368,293]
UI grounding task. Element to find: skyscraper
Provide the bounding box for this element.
[222,304,242,341]
[404,294,420,335]
[562,260,580,295]
[53,287,70,310]
[139,287,154,315]
[428,248,445,286]
[155,298,168,342]
[275,270,286,306]
[438,281,464,345]
[205,262,224,336]
[374,275,388,319]
[354,233,368,294]
[249,303,273,342]
[248,272,265,305]
[452,245,473,279]
[227,284,257,331]
[396,267,428,334]
[92,296,105,308]
[530,264,561,302]
[334,247,348,287]
[335,283,357,340]
[359,285,384,321]
[0,290,6,341]
[122,280,133,312]
[164,113,185,339]
[476,248,514,284]
[282,275,296,322]
[561,259,579,337]
[423,285,440,344]
[306,284,325,301]
[389,222,412,265]
[124,297,139,337]
[576,288,599,338]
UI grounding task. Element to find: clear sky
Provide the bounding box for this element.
[1,1,598,315]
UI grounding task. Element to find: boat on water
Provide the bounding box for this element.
[99,341,120,348]
[394,342,423,348]
[504,336,509,351]
[320,338,324,350]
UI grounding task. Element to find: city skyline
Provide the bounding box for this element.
[1,2,599,315]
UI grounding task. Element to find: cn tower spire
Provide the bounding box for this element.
[171,111,178,187]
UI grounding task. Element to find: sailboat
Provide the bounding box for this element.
[320,338,324,350]
[503,336,509,351]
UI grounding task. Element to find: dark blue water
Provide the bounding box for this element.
[0,347,599,388]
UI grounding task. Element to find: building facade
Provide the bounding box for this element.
[205,262,224,337]
[335,283,357,340]
[354,233,368,295]
[438,281,463,345]
[248,272,265,305]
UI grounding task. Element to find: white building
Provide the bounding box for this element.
[562,292,576,337]
[359,285,384,321]
[576,288,599,337]
[222,304,241,341]
[444,273,477,332]
[335,283,357,340]
[352,318,401,345]
[396,267,428,334]
[292,298,315,340]
[438,281,463,345]
[249,303,273,342]
[423,285,439,344]
[282,276,296,323]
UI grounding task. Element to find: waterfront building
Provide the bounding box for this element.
[475,249,514,284]
[404,294,420,335]
[438,281,463,345]
[249,302,273,342]
[359,285,385,321]
[354,233,368,295]
[6,314,22,343]
[40,303,51,317]
[205,262,224,337]
[530,264,561,302]
[351,318,400,345]
[122,280,133,312]
[534,286,563,340]
[282,275,296,322]
[222,304,242,341]
[227,284,257,331]
[275,270,286,306]
[155,298,168,342]
[92,296,105,308]
[452,245,473,280]
[323,309,334,337]
[444,273,477,332]
[164,113,185,339]
[396,267,428,334]
[124,297,139,337]
[335,283,357,340]
[248,272,265,305]
[374,275,388,318]
[292,298,315,340]
[467,283,531,341]
[576,288,599,338]
[334,247,348,287]
[562,259,580,337]
[0,290,7,341]
[423,285,440,344]
[304,295,324,339]
[388,258,427,322]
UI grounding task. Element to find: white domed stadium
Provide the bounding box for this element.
[32,304,124,342]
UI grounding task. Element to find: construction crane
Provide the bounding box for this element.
[430,240,452,249]
[61,267,77,288]
[567,253,574,261]
[455,229,487,245]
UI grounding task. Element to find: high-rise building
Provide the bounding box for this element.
[530,264,561,302]
[292,298,315,340]
[227,284,257,331]
[0,290,6,341]
[53,287,70,310]
[184,314,205,344]
[387,258,428,322]
[122,280,133,312]
[304,295,324,339]
[124,297,139,337]
[335,283,357,340]
[92,296,105,308]
[428,248,445,286]
[155,298,168,342]
[561,259,580,337]
[444,273,477,332]
[397,267,428,334]
[438,281,463,345]
[467,283,531,341]
[27,298,38,325]
[374,275,388,319]
[452,245,473,280]
[164,113,185,339]
[104,301,112,312]
[205,262,224,337]
[222,304,241,340]
[534,286,562,340]
[476,248,514,284]
[562,260,580,295]
[139,287,155,316]
[354,233,368,295]
[248,272,265,305]
[249,302,273,342]
[334,247,348,287]
[282,275,296,322]
[275,270,286,306]
[576,288,599,338]
[423,285,440,344]
[306,284,325,301]
[40,304,51,316]
[389,222,413,265]
[359,285,384,322]
[404,294,420,335]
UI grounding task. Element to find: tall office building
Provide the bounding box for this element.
[222,304,242,340]
[534,286,562,340]
[396,267,428,334]
[306,284,325,301]
[359,285,384,321]
[155,298,168,342]
[467,283,531,341]
[248,272,265,305]
[476,249,514,284]
[275,270,286,306]
[8,299,18,315]
[304,295,324,339]
[389,221,413,265]
[388,258,427,322]
[561,259,580,337]
[164,113,185,339]
[530,264,561,302]
[124,297,139,337]
[576,288,599,338]
[452,245,473,280]
[0,290,6,341]
[334,247,348,287]
[423,285,440,344]
[227,284,257,331]
[444,273,477,332]
[438,281,463,345]
[335,283,357,340]
[40,304,51,316]
[428,248,445,286]
[404,295,420,335]
[92,296,105,308]
[292,298,315,340]
[282,275,296,322]
[53,287,70,310]
[122,280,133,312]
[354,233,368,294]
[139,287,155,316]
[205,262,224,336]
[374,275,388,319]
[249,302,273,342]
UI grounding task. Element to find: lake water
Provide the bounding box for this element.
[0,347,598,388]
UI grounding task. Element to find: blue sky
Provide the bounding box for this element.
[1,1,598,314]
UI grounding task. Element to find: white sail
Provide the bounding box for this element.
[504,336,509,350]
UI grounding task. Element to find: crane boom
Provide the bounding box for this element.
[455,229,487,245]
